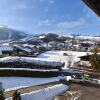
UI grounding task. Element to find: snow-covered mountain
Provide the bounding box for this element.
[0,25,99,44]
[35,33,100,41]
[0,25,28,42]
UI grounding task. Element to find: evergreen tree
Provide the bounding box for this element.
[12,90,21,100]
[0,89,5,100]
[90,48,100,70]
[0,82,5,100]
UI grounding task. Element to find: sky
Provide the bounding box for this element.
[0,0,100,35]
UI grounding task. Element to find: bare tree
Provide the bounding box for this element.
[67,54,74,68]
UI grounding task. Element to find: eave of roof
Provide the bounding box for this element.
[82,0,100,17]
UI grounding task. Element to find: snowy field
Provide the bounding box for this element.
[0,77,60,91]
[37,50,92,68]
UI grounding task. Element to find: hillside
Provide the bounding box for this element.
[0,25,28,41]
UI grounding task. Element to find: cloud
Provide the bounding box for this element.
[56,18,85,30]
[34,18,86,33]
[13,3,33,10]
[39,0,55,4]
[37,19,52,27]
[39,0,44,2]
[49,0,55,4]
[15,4,28,9]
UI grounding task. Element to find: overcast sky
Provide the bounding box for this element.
[0,0,100,35]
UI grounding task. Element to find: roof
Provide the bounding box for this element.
[79,55,91,61]
[14,45,34,53]
[83,0,100,17]
[0,46,13,52]
[0,56,64,67]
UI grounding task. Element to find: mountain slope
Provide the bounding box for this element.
[0,25,28,41]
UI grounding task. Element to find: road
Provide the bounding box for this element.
[54,81,100,100]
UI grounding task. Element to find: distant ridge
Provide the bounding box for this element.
[0,25,28,41]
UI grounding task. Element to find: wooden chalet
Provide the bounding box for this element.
[0,46,14,57]
[78,54,92,67]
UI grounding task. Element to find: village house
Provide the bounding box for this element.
[13,45,36,56]
[80,41,94,51]
[78,54,92,67]
[0,45,14,57]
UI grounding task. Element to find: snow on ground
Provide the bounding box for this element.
[77,36,100,41]
[37,50,92,69]
[6,84,68,100]
[0,77,60,91]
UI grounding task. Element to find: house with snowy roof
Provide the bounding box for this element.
[78,54,92,67]
[0,45,14,57]
[13,45,36,56]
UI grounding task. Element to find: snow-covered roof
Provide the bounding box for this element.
[2,76,60,91]
[0,68,58,72]
[21,84,68,100]
[81,41,94,44]
[39,35,46,39]
[22,48,33,53]
[14,45,34,53]
[0,46,13,52]
[0,56,64,67]
[6,84,68,100]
